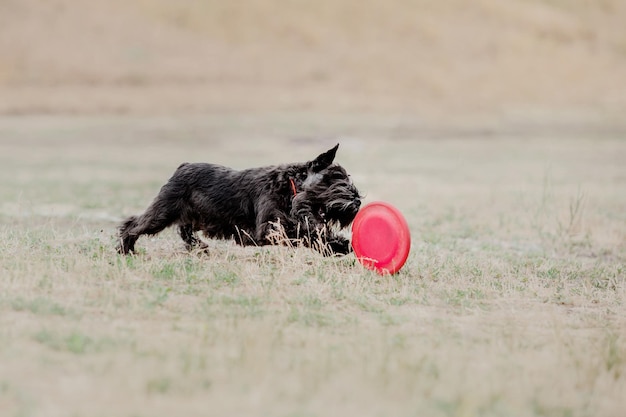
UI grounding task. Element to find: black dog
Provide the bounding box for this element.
[117,144,361,255]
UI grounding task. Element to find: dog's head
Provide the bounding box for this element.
[291,144,362,228]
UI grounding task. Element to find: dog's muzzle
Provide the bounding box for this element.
[323,199,361,228]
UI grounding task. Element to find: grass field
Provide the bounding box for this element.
[0,115,624,416]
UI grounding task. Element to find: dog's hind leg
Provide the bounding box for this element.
[178,224,196,250]
[178,224,209,252]
[117,215,140,254]
[117,210,177,254]
[117,195,180,254]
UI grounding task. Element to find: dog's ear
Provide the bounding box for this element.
[308,144,339,173]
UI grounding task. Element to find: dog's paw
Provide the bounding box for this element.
[116,241,134,255]
[185,239,210,256]
[325,237,353,256]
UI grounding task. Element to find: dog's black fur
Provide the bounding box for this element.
[117,144,361,255]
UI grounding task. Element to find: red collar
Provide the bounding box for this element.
[289,178,297,197]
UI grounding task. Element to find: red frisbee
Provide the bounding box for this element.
[351,201,411,275]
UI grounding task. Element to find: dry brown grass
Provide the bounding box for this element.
[0,116,625,416]
[1,0,626,120]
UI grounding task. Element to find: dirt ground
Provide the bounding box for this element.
[1,0,626,125]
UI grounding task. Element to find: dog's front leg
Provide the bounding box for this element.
[302,220,352,256]
[290,199,351,256]
[323,234,352,255]
[253,199,292,246]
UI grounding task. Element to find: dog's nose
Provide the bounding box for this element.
[354,199,361,209]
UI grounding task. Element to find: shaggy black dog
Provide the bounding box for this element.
[117,144,362,255]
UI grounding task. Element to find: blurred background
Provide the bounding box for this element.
[1,0,625,127]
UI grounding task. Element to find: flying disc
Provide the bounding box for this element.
[351,201,411,275]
